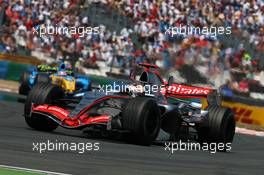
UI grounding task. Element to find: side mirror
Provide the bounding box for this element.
[167,76,173,86]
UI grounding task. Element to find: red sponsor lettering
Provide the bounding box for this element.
[232,107,253,124]
[167,85,211,95]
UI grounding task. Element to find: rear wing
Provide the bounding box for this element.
[166,83,214,96]
[166,83,220,108]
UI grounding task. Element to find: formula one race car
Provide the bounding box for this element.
[18,63,92,97]
[24,63,235,148]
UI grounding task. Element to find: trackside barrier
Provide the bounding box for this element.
[0,53,43,65]
[0,60,33,81]
[222,101,264,127]
[0,61,8,79]
[6,62,32,81]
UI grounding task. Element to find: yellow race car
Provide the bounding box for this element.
[50,71,76,93]
[20,63,91,97]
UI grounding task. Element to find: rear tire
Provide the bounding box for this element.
[122,97,161,145]
[197,106,236,151]
[18,72,31,95]
[87,82,92,91]
[24,83,64,131]
[161,109,182,141]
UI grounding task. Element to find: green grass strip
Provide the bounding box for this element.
[0,167,44,175]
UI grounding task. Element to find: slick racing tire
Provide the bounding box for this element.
[161,109,182,141]
[122,97,161,146]
[18,72,31,95]
[197,106,236,151]
[36,73,50,83]
[24,83,64,131]
[87,82,92,91]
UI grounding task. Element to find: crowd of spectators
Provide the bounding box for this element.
[0,0,264,97]
[0,0,137,71]
[111,0,264,51]
[106,0,264,95]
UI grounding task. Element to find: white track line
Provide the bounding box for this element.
[0,165,72,175]
[0,87,17,93]
[236,127,264,137]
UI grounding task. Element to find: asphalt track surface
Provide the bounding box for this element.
[0,91,264,175]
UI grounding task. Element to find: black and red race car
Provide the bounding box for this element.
[24,63,235,147]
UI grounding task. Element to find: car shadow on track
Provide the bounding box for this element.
[24,126,165,147]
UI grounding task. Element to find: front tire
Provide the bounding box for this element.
[122,97,161,145]
[36,73,50,83]
[18,72,31,95]
[24,83,64,131]
[198,106,236,151]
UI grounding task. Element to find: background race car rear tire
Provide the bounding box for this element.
[36,73,50,83]
[24,83,64,131]
[197,106,236,151]
[18,72,31,95]
[122,97,161,145]
[87,82,92,91]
